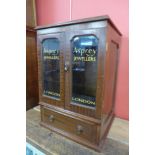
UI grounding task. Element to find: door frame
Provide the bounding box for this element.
[64,28,106,119]
[37,32,65,108]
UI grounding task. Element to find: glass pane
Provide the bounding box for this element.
[42,38,60,99]
[71,35,98,108]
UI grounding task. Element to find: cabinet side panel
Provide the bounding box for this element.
[100,24,121,139]
[102,42,118,114]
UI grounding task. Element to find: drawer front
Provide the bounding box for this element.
[41,107,98,143]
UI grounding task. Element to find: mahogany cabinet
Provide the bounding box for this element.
[36,16,121,151]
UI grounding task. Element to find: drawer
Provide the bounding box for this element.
[41,106,98,143]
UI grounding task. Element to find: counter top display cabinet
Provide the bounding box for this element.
[36,16,121,151]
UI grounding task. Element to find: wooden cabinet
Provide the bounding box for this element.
[36,16,121,151]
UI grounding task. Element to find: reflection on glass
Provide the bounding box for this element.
[42,38,60,99]
[71,35,98,108]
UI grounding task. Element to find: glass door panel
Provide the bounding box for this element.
[42,38,60,99]
[65,28,105,119]
[38,32,65,107]
[71,35,98,108]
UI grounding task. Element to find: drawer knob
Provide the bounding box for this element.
[77,125,83,135]
[64,64,69,72]
[48,115,55,122]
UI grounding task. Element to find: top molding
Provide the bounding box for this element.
[35,15,122,36]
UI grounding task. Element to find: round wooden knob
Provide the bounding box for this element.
[77,125,83,135]
[48,115,55,122]
[64,64,69,72]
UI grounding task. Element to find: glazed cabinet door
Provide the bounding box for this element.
[65,28,106,119]
[37,33,65,107]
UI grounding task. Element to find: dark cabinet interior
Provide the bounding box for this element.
[42,38,61,99]
[36,16,121,151]
[71,35,98,108]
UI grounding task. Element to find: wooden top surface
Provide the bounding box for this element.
[35,15,122,36]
